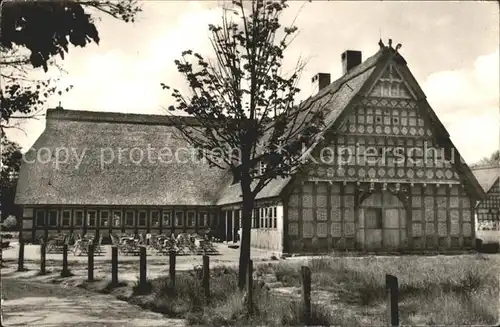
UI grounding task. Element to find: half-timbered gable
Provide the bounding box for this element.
[283,43,484,254]
[472,166,500,230]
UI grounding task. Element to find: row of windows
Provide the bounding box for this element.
[34,209,213,229]
[477,208,500,214]
[478,198,500,208]
[251,206,278,229]
[348,114,423,127]
[477,213,500,221]
[356,106,417,118]
[335,136,433,148]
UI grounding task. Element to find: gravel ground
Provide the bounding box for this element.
[1,278,185,327]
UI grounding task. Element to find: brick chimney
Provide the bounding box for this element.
[311,73,331,95]
[341,50,362,75]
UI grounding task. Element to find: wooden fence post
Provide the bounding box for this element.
[88,243,94,281]
[17,237,25,272]
[386,274,399,326]
[139,246,147,287]
[169,250,176,290]
[301,266,312,325]
[111,246,118,285]
[203,254,210,302]
[246,259,253,315]
[40,240,46,275]
[61,244,70,276]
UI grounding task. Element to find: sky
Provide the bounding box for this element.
[5,0,500,165]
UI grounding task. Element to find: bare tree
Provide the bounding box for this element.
[472,150,500,168]
[162,0,325,291]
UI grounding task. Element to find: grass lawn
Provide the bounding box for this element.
[78,253,499,326]
[263,254,499,325]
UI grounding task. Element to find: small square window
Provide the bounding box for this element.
[62,210,71,227]
[138,211,147,227]
[74,210,84,227]
[87,210,97,227]
[210,212,217,227]
[113,211,122,227]
[36,210,45,227]
[253,209,259,228]
[236,210,241,229]
[187,211,195,227]
[199,212,208,228]
[162,211,172,227]
[48,210,58,227]
[125,211,135,227]
[175,211,184,227]
[100,211,110,227]
[151,211,160,228]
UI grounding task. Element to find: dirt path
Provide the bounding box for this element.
[1,278,185,327]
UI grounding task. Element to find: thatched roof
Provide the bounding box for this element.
[15,109,228,206]
[471,165,500,194]
[216,177,291,206]
[15,44,486,206]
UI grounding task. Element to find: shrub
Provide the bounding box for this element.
[274,264,301,287]
[2,216,17,230]
[132,277,153,295]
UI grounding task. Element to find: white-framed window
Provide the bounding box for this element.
[162,210,172,227]
[150,210,160,228]
[35,210,45,227]
[187,211,195,227]
[236,210,241,229]
[252,209,259,229]
[273,207,278,228]
[210,211,217,228]
[87,210,97,227]
[138,210,147,227]
[267,208,274,228]
[74,210,84,227]
[62,210,72,227]
[48,210,58,227]
[260,208,265,228]
[100,211,110,227]
[199,211,208,228]
[175,211,183,227]
[125,210,135,227]
[112,211,122,227]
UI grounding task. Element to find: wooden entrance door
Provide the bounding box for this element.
[383,208,400,249]
[360,191,407,251]
[364,208,383,250]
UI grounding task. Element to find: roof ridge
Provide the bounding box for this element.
[46,108,202,126]
[300,48,386,110]
[471,164,500,171]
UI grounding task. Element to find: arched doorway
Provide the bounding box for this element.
[359,191,407,251]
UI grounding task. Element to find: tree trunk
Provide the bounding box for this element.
[238,178,254,290]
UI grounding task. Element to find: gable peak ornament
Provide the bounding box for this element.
[378,39,402,53]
